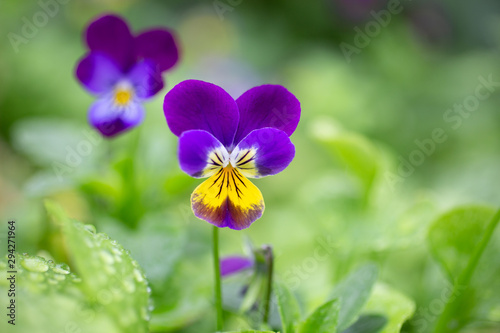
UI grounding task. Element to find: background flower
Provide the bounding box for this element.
[75,14,179,137]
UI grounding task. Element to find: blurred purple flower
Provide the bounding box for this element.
[75,14,179,137]
[163,80,300,230]
[220,256,254,277]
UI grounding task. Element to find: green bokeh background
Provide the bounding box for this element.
[1,0,500,332]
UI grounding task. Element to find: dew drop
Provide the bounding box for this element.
[53,274,66,281]
[140,307,151,321]
[99,251,114,265]
[97,232,109,240]
[111,247,121,255]
[104,265,116,275]
[123,278,136,293]
[21,257,49,272]
[83,224,96,234]
[29,272,44,282]
[133,269,144,282]
[52,263,70,275]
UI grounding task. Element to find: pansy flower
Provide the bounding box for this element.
[164,80,300,230]
[76,14,179,137]
[221,256,255,277]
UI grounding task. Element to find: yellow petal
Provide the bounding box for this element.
[191,166,264,229]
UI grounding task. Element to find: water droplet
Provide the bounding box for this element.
[146,286,152,294]
[72,277,82,283]
[109,286,124,301]
[29,272,44,282]
[111,247,123,262]
[104,265,116,275]
[53,274,66,281]
[133,269,144,282]
[52,263,70,275]
[99,251,114,265]
[47,278,58,285]
[123,278,135,293]
[140,307,151,321]
[83,224,96,234]
[21,257,49,272]
[97,232,109,240]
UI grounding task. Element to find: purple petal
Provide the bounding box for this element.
[88,96,144,137]
[85,14,135,71]
[127,59,164,99]
[76,52,123,94]
[164,80,239,147]
[231,128,295,178]
[233,85,301,144]
[220,256,254,277]
[135,29,179,72]
[178,130,229,178]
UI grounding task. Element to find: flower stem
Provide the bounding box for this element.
[262,245,274,325]
[213,226,223,331]
[433,208,500,333]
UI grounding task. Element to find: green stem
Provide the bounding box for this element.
[263,246,274,324]
[433,208,500,333]
[213,226,223,331]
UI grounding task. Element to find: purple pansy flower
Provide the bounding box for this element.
[220,256,255,277]
[76,14,179,137]
[163,80,300,230]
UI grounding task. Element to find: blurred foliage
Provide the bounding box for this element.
[1,0,500,332]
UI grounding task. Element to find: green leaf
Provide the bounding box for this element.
[45,201,151,333]
[312,122,380,200]
[11,118,103,170]
[0,254,119,333]
[428,205,496,281]
[329,263,378,331]
[429,206,500,332]
[341,314,387,333]
[363,283,415,333]
[275,281,302,333]
[299,299,340,333]
[223,331,276,333]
